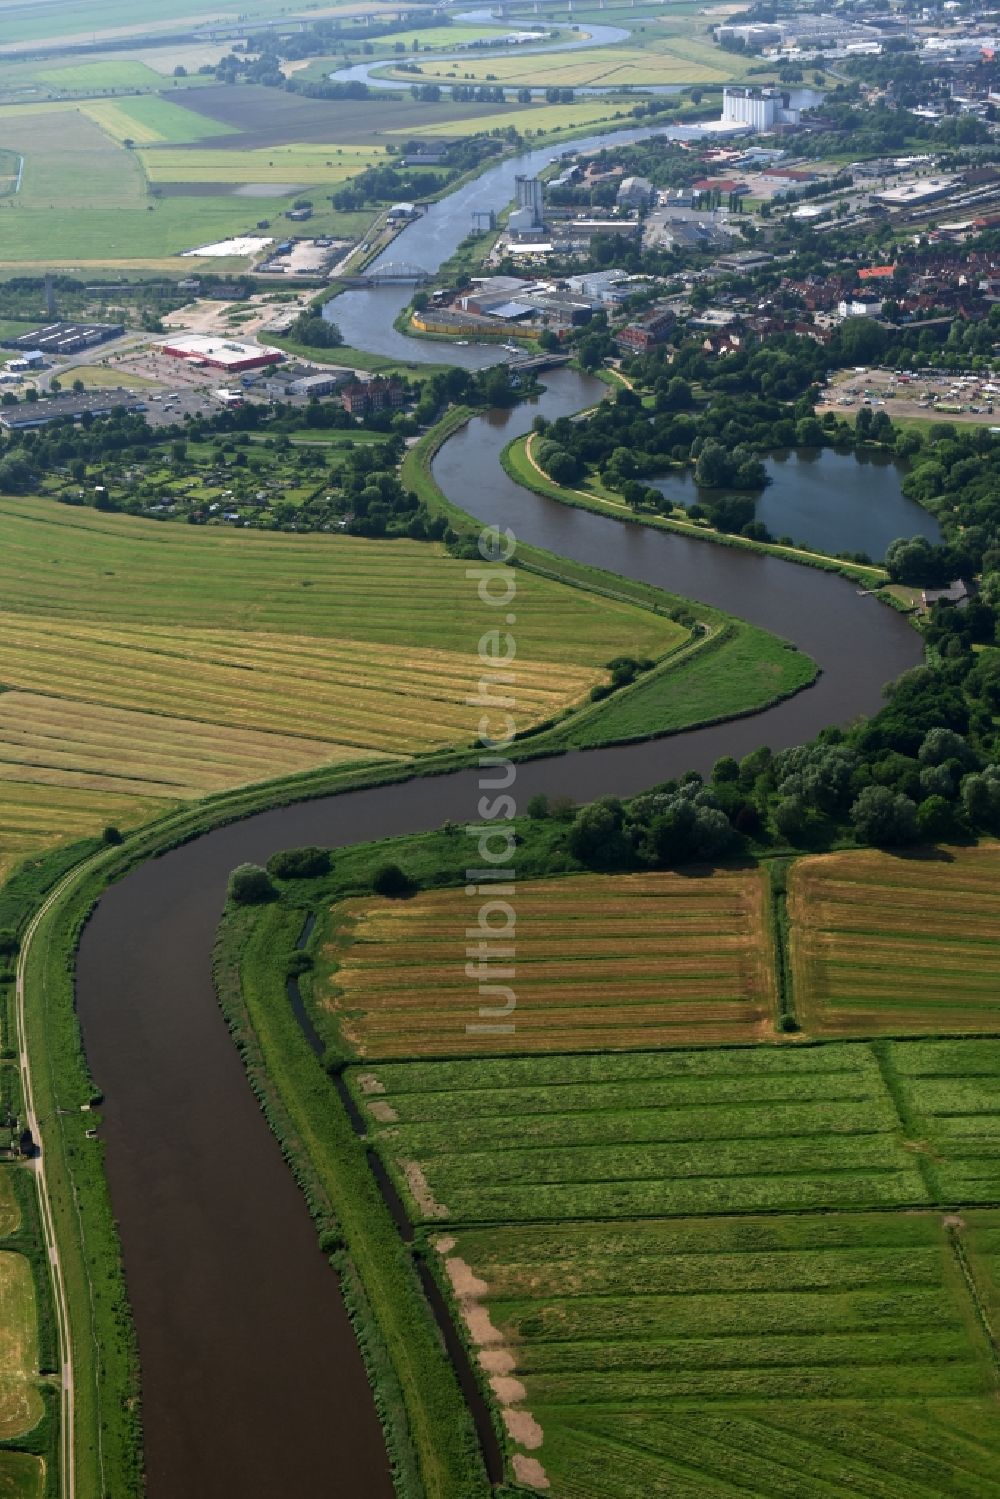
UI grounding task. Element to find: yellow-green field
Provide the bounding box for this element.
[0,1451,44,1499]
[0,1254,41,1441]
[383,18,753,89]
[320,869,776,1057]
[789,846,1000,1036]
[138,142,383,186]
[389,98,641,141]
[0,1174,18,1238]
[0,105,254,260]
[0,495,683,871]
[81,95,233,146]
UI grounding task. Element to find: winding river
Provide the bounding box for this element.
[74,130,921,1499]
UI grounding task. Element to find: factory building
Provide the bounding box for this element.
[721,87,800,133]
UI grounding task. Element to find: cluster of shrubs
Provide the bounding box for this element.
[228,849,415,906]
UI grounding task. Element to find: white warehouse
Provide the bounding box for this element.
[721,87,800,132]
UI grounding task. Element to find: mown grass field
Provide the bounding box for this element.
[789,846,1000,1035]
[342,1033,1000,1494]
[0,494,682,870]
[0,104,254,260]
[0,1253,41,1440]
[0,1450,44,1499]
[321,870,776,1057]
[383,13,752,88]
[354,1043,933,1223]
[139,142,383,186]
[35,59,165,92]
[0,1174,18,1238]
[439,1210,1000,1497]
[81,95,233,146]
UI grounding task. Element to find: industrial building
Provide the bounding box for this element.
[874,175,960,208]
[0,390,146,430]
[507,175,545,239]
[3,321,124,356]
[616,176,656,208]
[721,87,800,133]
[159,336,284,372]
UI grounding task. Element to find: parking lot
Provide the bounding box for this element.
[821,366,1000,426]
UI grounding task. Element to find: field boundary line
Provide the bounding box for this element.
[946,1223,1000,1385]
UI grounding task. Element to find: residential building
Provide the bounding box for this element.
[340,376,406,416]
[617,308,676,353]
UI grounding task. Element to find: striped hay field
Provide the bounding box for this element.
[321,870,776,1057]
[789,846,1000,1036]
[0,496,682,875]
[437,1210,1000,1499]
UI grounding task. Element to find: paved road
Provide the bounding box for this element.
[15,866,91,1499]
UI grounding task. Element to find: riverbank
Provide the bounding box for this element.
[503,428,892,589]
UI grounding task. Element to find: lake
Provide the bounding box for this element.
[650,447,942,561]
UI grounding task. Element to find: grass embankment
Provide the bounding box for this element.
[503,429,890,588]
[215,901,489,1499]
[11,845,142,1499]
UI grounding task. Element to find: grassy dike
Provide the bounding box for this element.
[214,900,489,1499]
[7,402,827,1496]
[502,428,891,590]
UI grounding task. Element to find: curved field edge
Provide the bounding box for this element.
[500,427,891,589]
[5,400,824,1493]
[214,902,490,1499]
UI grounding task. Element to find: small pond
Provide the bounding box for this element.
[650,447,942,561]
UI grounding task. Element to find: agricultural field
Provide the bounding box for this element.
[0,1451,44,1499]
[0,104,254,263]
[0,1173,18,1237]
[34,59,165,93]
[341,1033,1000,1493]
[171,83,528,149]
[0,494,682,869]
[81,95,234,146]
[0,0,323,48]
[0,1253,41,1440]
[353,1043,934,1223]
[788,846,1000,1035]
[438,1210,1000,1497]
[388,98,645,144]
[320,869,776,1057]
[139,142,383,187]
[0,150,18,197]
[381,12,752,89]
[886,1038,1000,1205]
